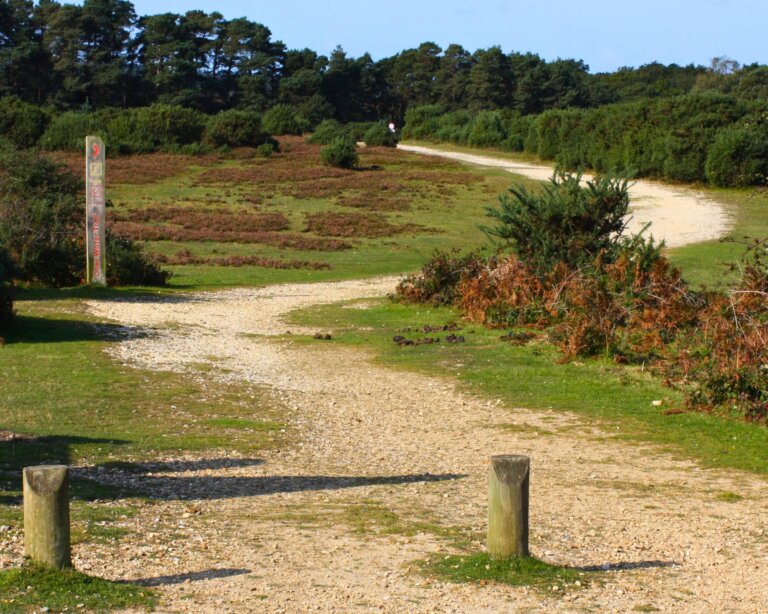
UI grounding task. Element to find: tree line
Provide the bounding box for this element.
[5,0,766,123]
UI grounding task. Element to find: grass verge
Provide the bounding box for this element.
[0,564,157,612]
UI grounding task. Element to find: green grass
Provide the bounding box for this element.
[667,187,768,289]
[421,553,591,593]
[0,564,158,612]
[290,298,768,475]
[104,144,536,289]
[0,298,284,471]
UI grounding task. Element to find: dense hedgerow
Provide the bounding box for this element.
[403,93,768,186]
[396,173,768,421]
[36,106,279,155]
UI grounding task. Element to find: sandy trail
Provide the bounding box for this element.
[398,144,732,248]
[69,275,768,613]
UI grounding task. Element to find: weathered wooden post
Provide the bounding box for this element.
[488,454,529,558]
[23,465,72,568]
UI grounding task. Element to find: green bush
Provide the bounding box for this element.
[363,122,398,147]
[262,104,308,135]
[343,121,375,142]
[0,145,84,286]
[320,135,358,169]
[706,125,768,186]
[0,97,49,148]
[482,171,631,275]
[107,234,170,286]
[466,111,507,147]
[203,110,273,148]
[130,104,207,150]
[256,143,275,158]
[306,119,347,145]
[39,112,104,151]
[402,105,443,140]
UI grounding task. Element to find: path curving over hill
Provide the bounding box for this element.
[74,278,768,613]
[398,144,732,248]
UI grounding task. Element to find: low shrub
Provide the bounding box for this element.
[39,112,103,151]
[203,110,274,148]
[263,104,309,135]
[396,176,768,421]
[0,96,49,148]
[466,111,507,147]
[106,234,170,286]
[130,104,207,151]
[306,119,348,145]
[0,145,84,286]
[705,125,768,187]
[363,122,398,147]
[395,250,484,306]
[320,135,358,169]
[482,171,631,275]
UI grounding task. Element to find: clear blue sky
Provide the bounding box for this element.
[121,0,766,73]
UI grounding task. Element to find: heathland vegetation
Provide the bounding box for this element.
[1,1,767,185]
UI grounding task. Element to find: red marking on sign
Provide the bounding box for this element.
[92,143,100,158]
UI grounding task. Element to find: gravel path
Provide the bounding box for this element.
[398,144,732,248]
[70,274,768,613]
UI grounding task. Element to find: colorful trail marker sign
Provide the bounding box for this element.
[85,136,106,285]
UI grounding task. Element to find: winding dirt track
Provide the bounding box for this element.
[397,144,732,248]
[71,150,765,612]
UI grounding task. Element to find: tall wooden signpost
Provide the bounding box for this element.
[85,136,106,285]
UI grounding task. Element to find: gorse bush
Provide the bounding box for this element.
[705,124,768,187]
[0,145,169,287]
[482,171,631,275]
[203,110,275,149]
[403,93,768,186]
[106,234,170,287]
[0,145,84,286]
[397,175,768,421]
[306,119,348,145]
[363,122,398,147]
[39,105,209,154]
[320,135,358,169]
[262,104,308,135]
[396,250,485,307]
[0,97,49,148]
[39,112,103,151]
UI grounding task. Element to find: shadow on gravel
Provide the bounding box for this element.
[131,567,251,587]
[578,560,678,572]
[95,471,466,500]
[97,457,266,474]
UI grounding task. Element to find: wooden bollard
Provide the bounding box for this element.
[23,465,72,568]
[487,455,529,558]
